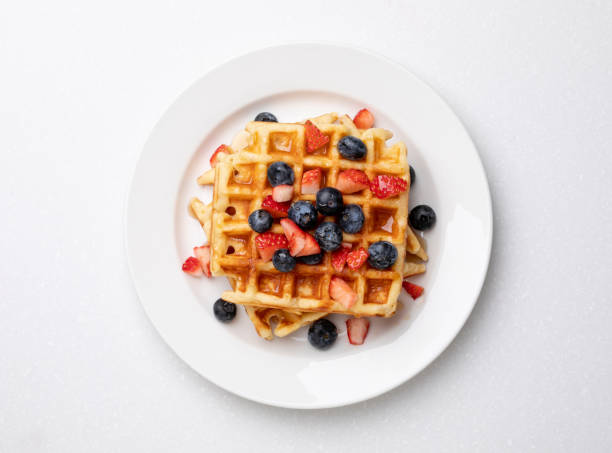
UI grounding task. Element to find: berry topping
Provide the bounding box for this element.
[301,168,322,194]
[288,201,318,230]
[346,317,370,345]
[213,298,237,322]
[316,187,344,215]
[409,205,436,231]
[272,248,296,272]
[248,209,273,233]
[272,184,294,202]
[254,112,278,122]
[369,175,407,199]
[210,144,230,168]
[367,241,398,269]
[193,245,212,277]
[307,319,338,350]
[297,252,323,265]
[280,218,321,257]
[337,136,367,160]
[402,280,424,300]
[329,276,357,308]
[314,222,343,252]
[346,247,368,271]
[331,244,351,272]
[261,195,290,218]
[304,120,330,152]
[182,256,203,277]
[267,161,294,187]
[255,232,289,262]
[336,169,369,194]
[353,109,375,129]
[409,165,415,187]
[338,204,365,234]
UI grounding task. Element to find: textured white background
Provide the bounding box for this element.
[1,1,611,451]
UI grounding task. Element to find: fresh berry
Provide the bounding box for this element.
[353,109,375,129]
[288,201,318,230]
[193,245,212,277]
[304,120,330,152]
[409,205,436,231]
[307,319,338,350]
[297,252,323,265]
[329,276,357,308]
[409,165,415,187]
[347,247,368,271]
[367,241,398,269]
[267,161,294,187]
[210,144,230,168]
[261,195,290,218]
[272,184,294,202]
[272,248,296,272]
[255,232,289,262]
[213,298,237,322]
[336,169,369,194]
[402,281,424,299]
[369,175,408,199]
[316,187,343,215]
[301,168,322,194]
[248,209,273,233]
[331,244,351,272]
[254,112,277,122]
[337,136,367,160]
[346,318,370,345]
[315,222,343,252]
[280,218,321,257]
[182,256,203,277]
[338,204,365,234]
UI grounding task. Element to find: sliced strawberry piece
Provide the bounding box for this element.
[261,195,290,218]
[210,144,230,168]
[346,247,368,271]
[182,256,203,277]
[402,280,424,299]
[331,244,351,272]
[336,169,369,194]
[346,317,370,345]
[370,175,408,199]
[329,276,357,308]
[301,168,322,194]
[353,109,375,129]
[280,218,321,257]
[272,184,294,202]
[255,233,288,262]
[304,120,330,152]
[193,245,211,277]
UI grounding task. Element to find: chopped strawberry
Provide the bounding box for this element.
[182,256,203,277]
[353,109,375,129]
[329,276,357,308]
[209,144,230,168]
[304,120,330,152]
[301,168,322,194]
[331,244,351,272]
[280,218,321,257]
[346,247,368,271]
[272,184,294,202]
[346,317,370,345]
[261,195,290,218]
[193,245,211,277]
[369,175,408,199]
[336,169,369,194]
[255,233,288,262]
[402,280,424,300]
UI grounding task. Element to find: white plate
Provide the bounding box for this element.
[126,43,492,409]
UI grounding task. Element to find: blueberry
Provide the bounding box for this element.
[297,253,323,265]
[267,161,294,187]
[308,319,338,350]
[409,205,436,231]
[254,112,278,122]
[248,209,273,233]
[272,248,296,272]
[338,204,364,234]
[367,241,398,269]
[288,201,318,230]
[409,165,415,187]
[213,299,237,323]
[316,187,343,215]
[314,222,343,251]
[337,136,367,160]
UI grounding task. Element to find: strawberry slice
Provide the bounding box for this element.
[261,195,290,218]
[346,317,370,345]
[193,245,212,277]
[346,247,368,271]
[182,256,203,277]
[210,144,230,168]
[304,120,330,152]
[280,218,320,257]
[255,233,288,262]
[369,175,408,199]
[402,280,424,300]
[272,184,294,202]
[353,109,375,129]
[301,168,322,194]
[329,276,357,308]
[331,244,351,272]
[336,169,369,194]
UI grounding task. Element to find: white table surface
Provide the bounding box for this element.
[1,1,611,451]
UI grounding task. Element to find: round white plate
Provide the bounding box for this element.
[126,43,492,409]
